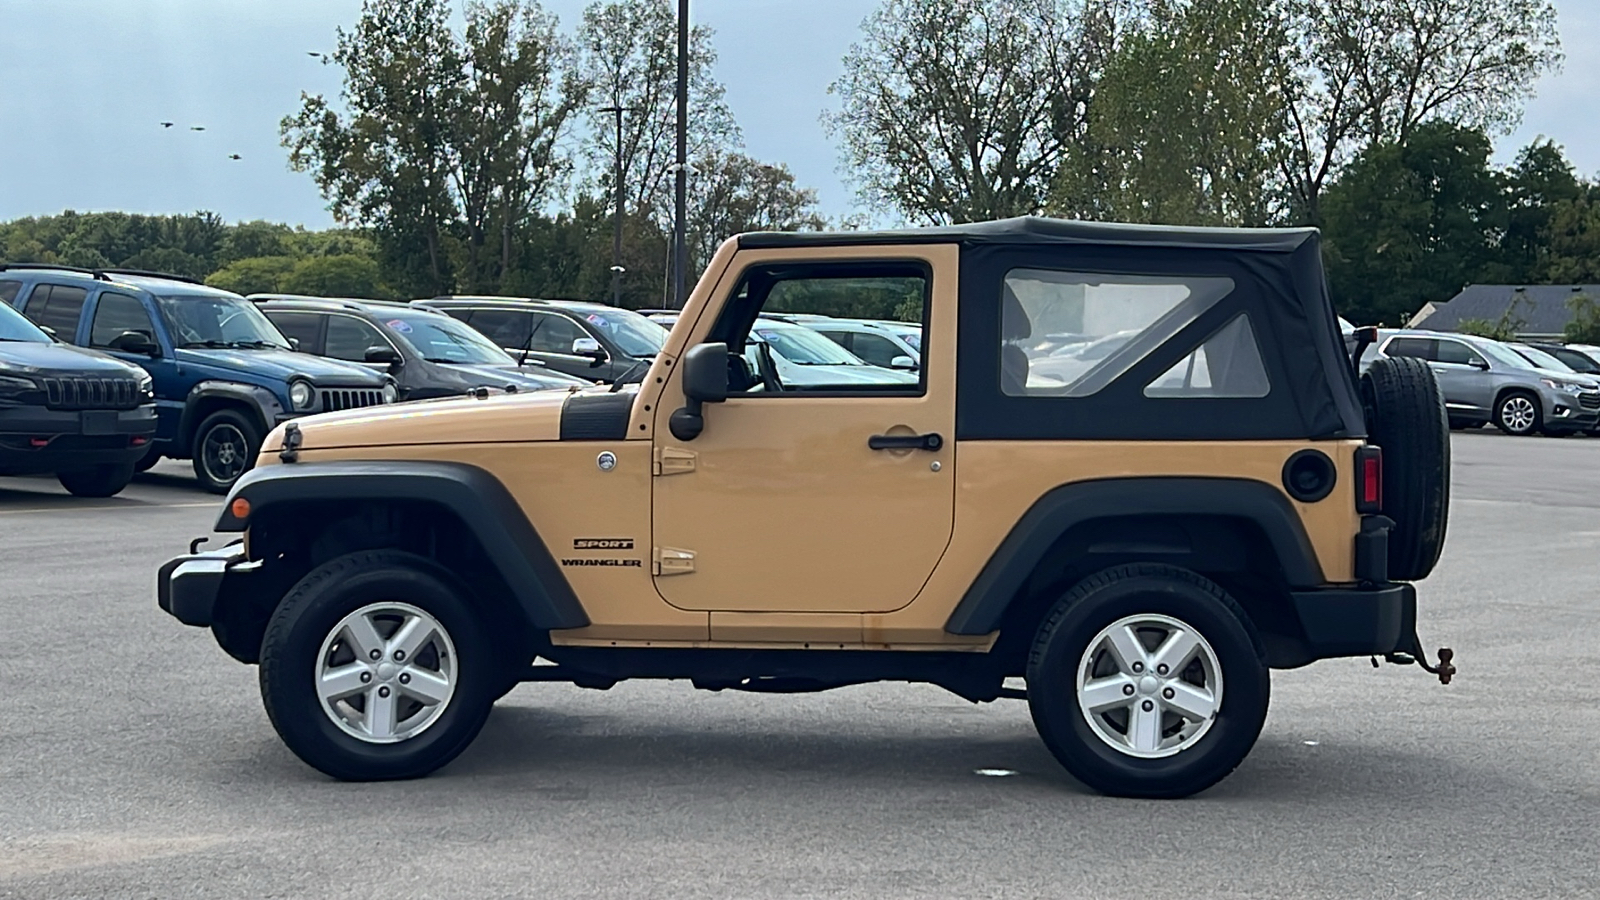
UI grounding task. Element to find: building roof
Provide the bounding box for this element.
[1410,284,1600,337]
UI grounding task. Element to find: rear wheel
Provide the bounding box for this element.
[192,409,260,493]
[1027,564,1269,799]
[1494,391,1540,436]
[56,462,136,498]
[259,550,497,781]
[1361,356,1450,581]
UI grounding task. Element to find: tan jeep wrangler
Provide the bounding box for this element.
[158,218,1452,798]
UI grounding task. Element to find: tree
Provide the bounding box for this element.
[1541,189,1600,284]
[205,257,298,296]
[577,0,738,222]
[1501,140,1583,282]
[1058,0,1294,226]
[686,152,826,271]
[1457,296,1527,341]
[1564,294,1600,345]
[282,255,389,298]
[1320,122,1506,325]
[282,0,585,295]
[827,0,1116,224]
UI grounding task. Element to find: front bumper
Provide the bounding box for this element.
[1290,582,1415,658]
[1540,389,1600,431]
[0,404,158,471]
[157,542,252,627]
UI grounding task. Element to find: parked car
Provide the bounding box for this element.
[0,296,157,496]
[862,319,923,354]
[742,318,919,388]
[1524,341,1600,376]
[417,297,667,384]
[808,319,921,370]
[1361,329,1600,435]
[1505,342,1600,436]
[253,296,591,399]
[2,265,394,492]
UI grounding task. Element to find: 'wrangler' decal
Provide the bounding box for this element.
[561,558,642,567]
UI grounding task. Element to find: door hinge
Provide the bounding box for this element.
[653,446,697,476]
[653,546,696,575]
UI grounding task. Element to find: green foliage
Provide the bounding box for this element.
[205,257,298,295]
[1457,297,1526,341]
[1564,295,1600,345]
[282,255,387,298]
[1541,190,1600,284]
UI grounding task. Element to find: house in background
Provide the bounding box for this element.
[1407,284,1600,340]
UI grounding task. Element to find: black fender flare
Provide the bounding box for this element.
[215,460,589,630]
[178,381,285,455]
[943,477,1325,635]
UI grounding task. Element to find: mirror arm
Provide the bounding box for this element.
[669,398,704,440]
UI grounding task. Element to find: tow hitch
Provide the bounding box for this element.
[1374,634,1456,684]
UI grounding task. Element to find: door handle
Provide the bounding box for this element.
[868,432,943,451]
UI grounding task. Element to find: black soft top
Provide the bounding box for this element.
[744,216,1364,441]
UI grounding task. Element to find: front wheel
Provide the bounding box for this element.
[192,409,261,493]
[57,462,136,498]
[1027,564,1269,799]
[1494,391,1541,436]
[258,551,498,781]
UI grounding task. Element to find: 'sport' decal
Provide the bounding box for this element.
[573,538,635,550]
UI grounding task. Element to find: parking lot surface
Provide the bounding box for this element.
[1,437,1597,899]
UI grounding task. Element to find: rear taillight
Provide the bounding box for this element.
[1356,445,1383,513]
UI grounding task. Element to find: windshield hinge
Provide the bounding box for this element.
[652,446,697,476]
[653,546,696,576]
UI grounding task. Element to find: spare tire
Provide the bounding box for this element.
[1360,357,1449,581]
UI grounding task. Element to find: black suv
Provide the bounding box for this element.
[0,297,156,496]
[416,297,667,383]
[252,296,593,399]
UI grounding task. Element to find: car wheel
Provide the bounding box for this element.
[258,550,497,781]
[56,462,136,498]
[1026,564,1269,799]
[192,409,261,494]
[1361,356,1450,581]
[1494,391,1541,436]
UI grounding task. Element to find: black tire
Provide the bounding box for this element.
[56,462,136,498]
[133,444,162,473]
[1361,356,1450,581]
[1493,389,1541,436]
[191,408,261,494]
[1026,564,1269,799]
[259,550,498,781]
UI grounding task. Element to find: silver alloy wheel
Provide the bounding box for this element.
[1076,613,1223,759]
[201,423,250,484]
[315,602,458,744]
[1500,395,1537,433]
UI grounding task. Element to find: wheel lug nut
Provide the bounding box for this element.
[1141,700,1154,712]
[369,649,381,661]
[1162,688,1175,699]
[399,673,410,685]
[360,672,372,683]
[1131,662,1144,673]
[1156,664,1168,675]
[377,686,390,698]
[393,650,406,662]
[1122,684,1135,696]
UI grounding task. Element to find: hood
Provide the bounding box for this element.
[0,340,148,378]
[433,361,591,391]
[174,347,386,385]
[262,385,578,451]
[773,359,920,386]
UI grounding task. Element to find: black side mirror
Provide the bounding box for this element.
[365,345,402,365]
[109,330,160,356]
[670,342,729,440]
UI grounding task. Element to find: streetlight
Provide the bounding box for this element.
[599,103,629,307]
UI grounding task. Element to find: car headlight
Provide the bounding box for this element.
[381,381,399,404]
[1540,378,1583,394]
[288,379,316,410]
[0,374,36,397]
[136,372,154,400]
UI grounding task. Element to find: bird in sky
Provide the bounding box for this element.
[160,121,174,128]
[190,126,205,132]
[227,154,242,161]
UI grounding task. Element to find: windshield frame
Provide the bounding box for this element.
[155,292,292,350]
[0,301,51,343]
[379,310,512,365]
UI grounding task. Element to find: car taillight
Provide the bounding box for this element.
[1355,445,1383,513]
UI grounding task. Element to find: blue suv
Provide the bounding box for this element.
[1,266,395,492]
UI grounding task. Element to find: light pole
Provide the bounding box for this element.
[600,103,627,307]
[672,0,689,309]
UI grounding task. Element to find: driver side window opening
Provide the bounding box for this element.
[709,261,930,396]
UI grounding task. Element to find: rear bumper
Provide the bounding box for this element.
[157,542,251,627]
[1290,582,1415,659]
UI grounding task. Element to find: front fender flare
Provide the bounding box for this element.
[216,460,589,631]
[944,477,1325,636]
[178,381,286,454]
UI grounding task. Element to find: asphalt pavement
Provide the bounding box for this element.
[1,437,1597,899]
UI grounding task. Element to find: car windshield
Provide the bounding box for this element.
[0,302,50,343]
[751,322,863,365]
[380,311,509,364]
[1513,344,1575,373]
[573,307,665,358]
[156,293,291,349]
[1478,340,1538,369]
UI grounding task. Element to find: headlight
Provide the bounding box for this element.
[1541,378,1583,394]
[136,373,154,399]
[288,380,316,410]
[381,382,399,404]
[0,374,36,396]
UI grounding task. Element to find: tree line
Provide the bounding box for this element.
[1,0,1590,327]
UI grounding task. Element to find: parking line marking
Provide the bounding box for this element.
[0,501,216,516]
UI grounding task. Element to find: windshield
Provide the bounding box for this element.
[574,307,666,358]
[380,311,509,364]
[751,321,863,365]
[0,302,50,343]
[1513,344,1574,373]
[156,293,290,349]
[1479,341,1538,370]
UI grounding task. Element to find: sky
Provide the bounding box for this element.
[1,0,1597,229]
